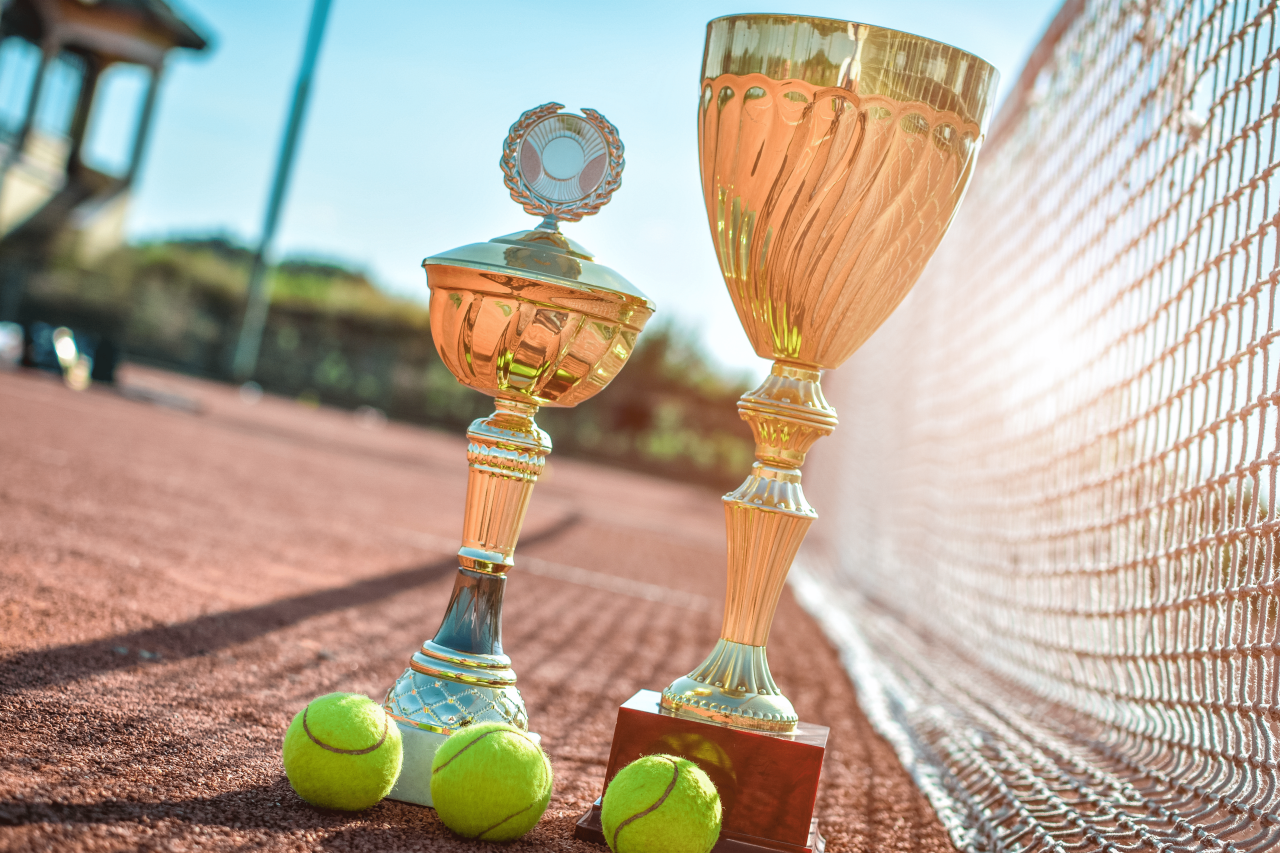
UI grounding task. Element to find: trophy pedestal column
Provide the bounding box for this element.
[661,363,836,733]
[574,690,827,853]
[381,401,551,807]
[585,367,835,847]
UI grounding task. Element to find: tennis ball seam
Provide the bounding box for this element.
[476,797,543,840]
[432,727,538,773]
[302,704,389,755]
[470,731,550,840]
[610,755,679,851]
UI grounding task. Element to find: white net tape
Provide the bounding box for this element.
[797,0,1280,849]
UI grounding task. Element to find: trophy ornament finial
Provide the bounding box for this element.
[501,103,625,228]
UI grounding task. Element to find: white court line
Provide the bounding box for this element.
[388,526,718,614]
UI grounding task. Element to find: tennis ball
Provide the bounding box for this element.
[281,692,402,811]
[430,722,552,841]
[602,754,721,853]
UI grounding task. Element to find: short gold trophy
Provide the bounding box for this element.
[579,16,997,852]
[383,103,655,807]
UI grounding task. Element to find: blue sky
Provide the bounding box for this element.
[131,1,1061,375]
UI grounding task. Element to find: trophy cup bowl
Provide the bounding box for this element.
[427,229,652,409]
[382,104,655,807]
[660,15,998,733]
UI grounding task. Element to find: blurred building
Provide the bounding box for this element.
[0,0,208,321]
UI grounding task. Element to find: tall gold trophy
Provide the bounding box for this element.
[383,103,654,807]
[580,16,997,853]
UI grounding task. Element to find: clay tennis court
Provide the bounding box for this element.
[0,365,948,852]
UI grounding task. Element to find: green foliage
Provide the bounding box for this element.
[624,321,753,401]
[539,319,756,484]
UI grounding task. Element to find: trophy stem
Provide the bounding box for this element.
[662,362,836,733]
[384,396,551,735]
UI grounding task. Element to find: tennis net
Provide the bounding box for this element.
[797,0,1280,849]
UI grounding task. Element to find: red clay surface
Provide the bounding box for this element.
[0,365,954,852]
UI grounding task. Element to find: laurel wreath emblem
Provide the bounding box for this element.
[500,102,625,224]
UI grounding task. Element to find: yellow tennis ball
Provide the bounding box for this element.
[281,692,402,811]
[430,722,553,841]
[602,754,721,853]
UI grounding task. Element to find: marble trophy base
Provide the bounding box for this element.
[385,723,447,807]
[574,690,826,853]
[386,722,541,807]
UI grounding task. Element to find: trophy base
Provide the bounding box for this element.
[574,690,827,852]
[385,722,448,807]
[385,721,542,807]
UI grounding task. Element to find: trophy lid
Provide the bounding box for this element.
[423,103,654,311]
[424,228,653,309]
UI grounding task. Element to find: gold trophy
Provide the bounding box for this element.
[661,15,1000,735]
[383,103,654,806]
[578,16,997,853]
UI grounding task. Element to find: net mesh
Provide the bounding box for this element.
[795,0,1280,849]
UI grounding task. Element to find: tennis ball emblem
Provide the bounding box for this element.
[602,754,722,853]
[281,692,403,811]
[430,722,553,841]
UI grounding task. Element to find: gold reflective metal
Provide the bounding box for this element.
[425,234,651,409]
[384,105,654,736]
[662,15,997,733]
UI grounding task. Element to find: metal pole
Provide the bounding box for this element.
[0,45,52,322]
[124,67,162,184]
[232,0,333,380]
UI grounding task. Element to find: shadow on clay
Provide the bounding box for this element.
[0,514,582,694]
[0,778,403,831]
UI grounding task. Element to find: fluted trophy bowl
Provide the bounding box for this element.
[426,227,653,406]
[661,15,997,733]
[701,14,998,369]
